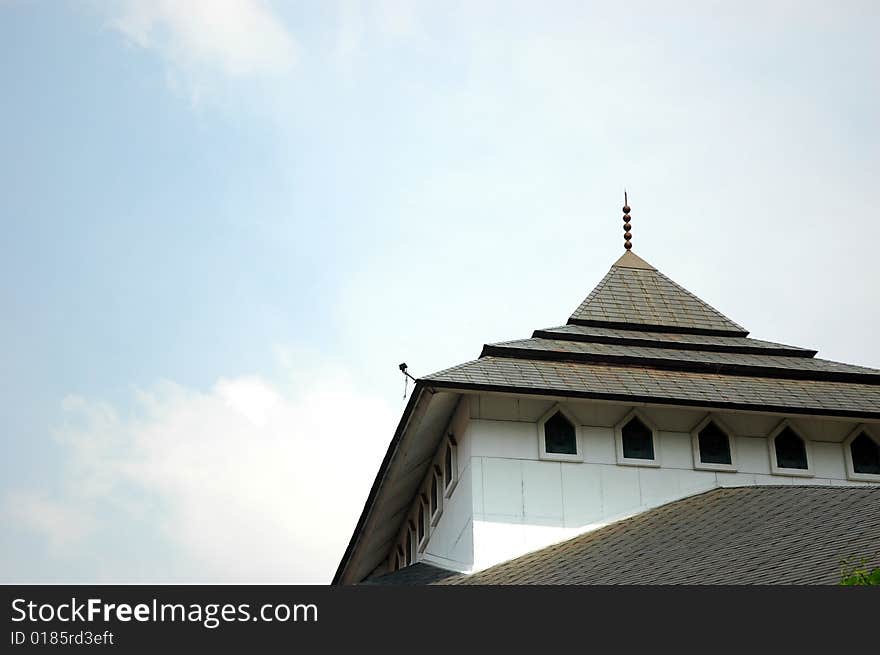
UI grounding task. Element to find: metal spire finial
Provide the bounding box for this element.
[622,191,632,251]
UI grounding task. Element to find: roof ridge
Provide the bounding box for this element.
[580,268,614,305]
[654,268,747,332]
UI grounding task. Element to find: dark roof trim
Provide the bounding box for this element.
[532,329,817,358]
[361,562,461,586]
[566,317,749,339]
[479,345,880,385]
[422,379,880,421]
[332,383,427,586]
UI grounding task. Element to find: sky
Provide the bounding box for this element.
[1,0,878,583]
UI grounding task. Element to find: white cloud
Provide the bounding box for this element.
[375,0,419,38]
[3,357,397,583]
[333,0,422,70]
[108,0,297,77]
[3,493,96,555]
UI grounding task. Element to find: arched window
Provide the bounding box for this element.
[845,428,880,480]
[537,405,581,461]
[544,412,576,455]
[768,422,812,476]
[774,427,808,470]
[417,500,427,547]
[444,435,458,496]
[698,421,731,464]
[430,468,443,525]
[691,415,736,471]
[405,525,414,566]
[615,411,659,466]
[622,416,654,460]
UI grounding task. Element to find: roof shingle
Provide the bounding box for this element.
[484,337,880,381]
[569,256,747,335]
[424,356,880,418]
[534,324,816,356]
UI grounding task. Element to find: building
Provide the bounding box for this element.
[333,202,880,585]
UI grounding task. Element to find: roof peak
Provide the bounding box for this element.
[612,250,656,270]
[569,254,748,337]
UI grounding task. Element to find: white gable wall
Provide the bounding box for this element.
[414,391,880,574]
[416,396,475,572]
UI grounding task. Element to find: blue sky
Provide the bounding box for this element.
[2,0,878,583]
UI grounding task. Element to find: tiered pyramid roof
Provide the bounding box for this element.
[425,251,880,419]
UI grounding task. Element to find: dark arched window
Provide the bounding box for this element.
[622,416,654,460]
[544,411,577,455]
[775,427,808,470]
[698,421,731,465]
[851,432,880,475]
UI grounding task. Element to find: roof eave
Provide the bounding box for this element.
[332,383,429,585]
[566,317,750,338]
[421,378,880,421]
[531,329,817,358]
[478,344,880,385]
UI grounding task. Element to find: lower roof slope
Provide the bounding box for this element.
[368,486,880,585]
[362,562,461,586]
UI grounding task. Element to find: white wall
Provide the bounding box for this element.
[417,397,475,571]
[420,392,880,573]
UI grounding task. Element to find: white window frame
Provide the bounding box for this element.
[690,414,738,472]
[536,403,583,462]
[767,419,814,477]
[843,424,880,482]
[443,434,459,498]
[614,408,660,467]
[406,522,416,565]
[430,466,444,526]
[417,495,430,553]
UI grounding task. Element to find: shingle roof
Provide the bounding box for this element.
[371,487,880,585]
[425,356,880,419]
[363,562,461,586]
[534,325,816,356]
[338,249,880,586]
[568,252,747,336]
[450,486,880,584]
[421,251,880,419]
[483,338,880,381]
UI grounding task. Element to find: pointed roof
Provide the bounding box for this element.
[422,250,880,419]
[568,251,748,336]
[334,244,880,585]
